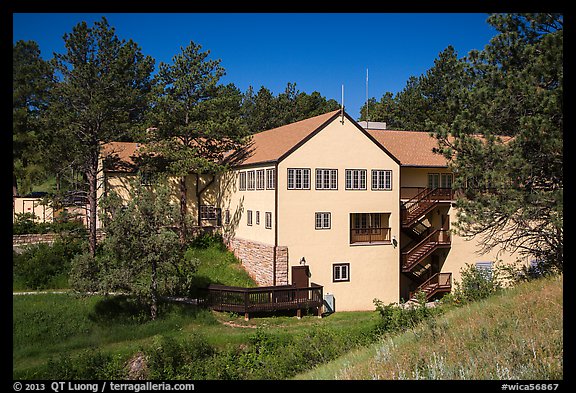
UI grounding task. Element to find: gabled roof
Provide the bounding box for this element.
[232,109,341,166]
[366,129,448,167]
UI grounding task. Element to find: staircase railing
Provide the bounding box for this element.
[409,272,452,300]
[400,187,454,226]
[401,229,451,271]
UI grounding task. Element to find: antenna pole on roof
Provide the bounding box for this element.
[340,84,345,124]
[366,68,369,128]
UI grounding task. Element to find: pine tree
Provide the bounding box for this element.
[432,13,563,270]
[45,17,154,256]
[144,41,249,244]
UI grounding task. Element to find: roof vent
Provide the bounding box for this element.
[358,121,386,130]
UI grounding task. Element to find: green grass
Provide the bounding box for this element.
[185,244,257,288]
[295,274,563,380]
[13,291,380,379]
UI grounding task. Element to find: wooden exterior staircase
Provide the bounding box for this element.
[409,272,452,301]
[401,229,451,273]
[401,187,453,229]
[400,187,454,302]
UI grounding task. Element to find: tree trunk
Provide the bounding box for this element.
[150,259,158,320]
[179,175,187,245]
[87,158,98,257]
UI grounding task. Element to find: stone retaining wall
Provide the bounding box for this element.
[13,230,105,246]
[227,237,289,286]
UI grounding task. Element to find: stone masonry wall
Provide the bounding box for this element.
[227,237,289,287]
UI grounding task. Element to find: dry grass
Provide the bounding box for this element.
[300,274,563,380]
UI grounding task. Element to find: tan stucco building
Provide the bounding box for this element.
[100,109,529,311]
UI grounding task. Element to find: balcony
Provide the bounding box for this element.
[350,227,391,245]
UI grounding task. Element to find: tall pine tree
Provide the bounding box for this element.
[45,17,154,256]
[145,41,249,244]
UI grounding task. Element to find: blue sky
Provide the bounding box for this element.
[13,13,498,120]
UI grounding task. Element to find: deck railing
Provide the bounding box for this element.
[350,227,391,244]
[200,283,323,319]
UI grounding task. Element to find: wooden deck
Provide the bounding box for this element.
[199,283,324,320]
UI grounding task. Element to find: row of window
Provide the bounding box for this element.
[246,210,273,229]
[238,168,393,191]
[239,169,276,191]
[287,168,392,190]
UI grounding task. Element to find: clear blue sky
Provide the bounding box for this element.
[13,13,498,120]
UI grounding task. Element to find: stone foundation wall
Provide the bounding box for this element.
[227,237,289,286]
[12,230,105,246]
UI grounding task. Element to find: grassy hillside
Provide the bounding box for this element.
[295,274,563,380]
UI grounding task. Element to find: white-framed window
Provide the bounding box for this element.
[428,173,453,189]
[315,212,331,230]
[266,168,276,190]
[372,169,392,190]
[200,205,222,226]
[287,168,310,189]
[441,173,453,188]
[316,169,338,190]
[247,210,253,226]
[265,212,272,229]
[239,172,247,191]
[345,169,367,190]
[333,263,350,282]
[256,211,260,225]
[224,209,230,225]
[475,261,493,280]
[256,169,265,190]
[247,171,255,190]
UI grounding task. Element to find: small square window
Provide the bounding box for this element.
[333,263,350,282]
[315,212,331,230]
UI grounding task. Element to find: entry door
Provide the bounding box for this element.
[292,266,310,302]
[292,266,309,287]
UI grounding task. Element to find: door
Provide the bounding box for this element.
[291,265,310,302]
[292,266,309,287]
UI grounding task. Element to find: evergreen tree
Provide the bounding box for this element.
[144,41,249,244]
[45,17,154,256]
[71,178,183,320]
[432,13,563,270]
[13,40,55,195]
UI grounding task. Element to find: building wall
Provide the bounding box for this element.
[277,116,401,311]
[13,197,54,223]
[214,165,282,285]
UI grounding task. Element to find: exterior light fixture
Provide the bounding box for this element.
[300,257,306,265]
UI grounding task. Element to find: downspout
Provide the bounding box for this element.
[273,162,279,286]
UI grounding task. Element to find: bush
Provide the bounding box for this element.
[13,211,87,235]
[190,231,225,250]
[13,238,86,290]
[452,263,502,303]
[373,291,437,334]
[145,334,215,380]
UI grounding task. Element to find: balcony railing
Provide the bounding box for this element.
[350,227,391,244]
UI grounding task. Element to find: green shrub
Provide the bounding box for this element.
[13,238,86,290]
[45,350,126,379]
[190,231,225,250]
[452,263,502,303]
[373,291,437,334]
[145,334,215,380]
[13,211,87,235]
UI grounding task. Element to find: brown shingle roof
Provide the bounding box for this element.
[366,129,448,167]
[233,109,341,166]
[101,141,141,172]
